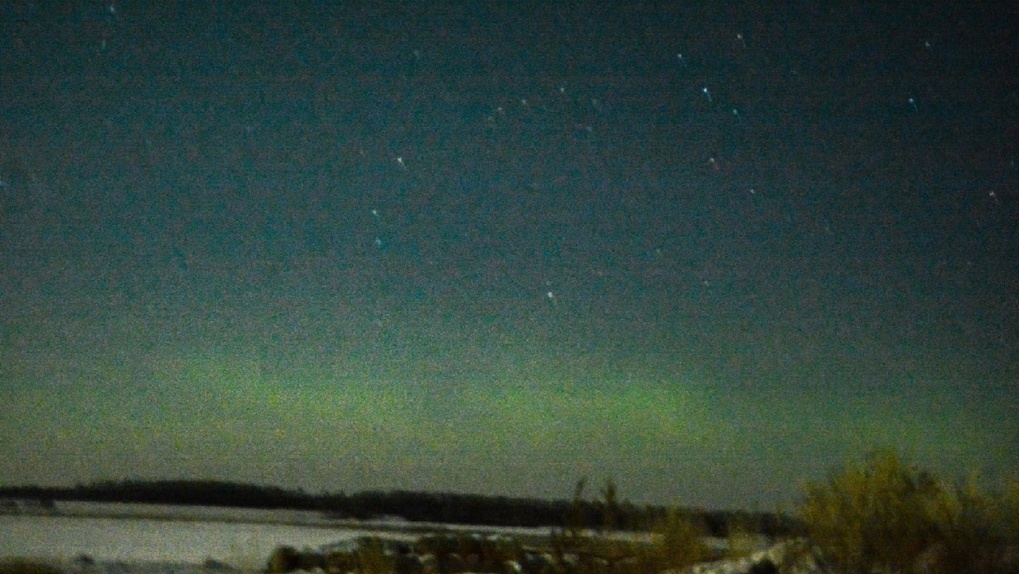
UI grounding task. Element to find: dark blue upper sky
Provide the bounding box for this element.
[1,0,1017,509]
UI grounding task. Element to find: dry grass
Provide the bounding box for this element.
[724,519,762,560]
[355,538,393,574]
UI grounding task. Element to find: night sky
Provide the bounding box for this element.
[2,1,1017,510]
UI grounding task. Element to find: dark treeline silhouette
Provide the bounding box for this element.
[0,480,801,537]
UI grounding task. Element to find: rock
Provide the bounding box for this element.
[439,553,468,574]
[203,558,235,571]
[746,559,775,574]
[267,546,326,574]
[665,539,833,574]
[519,552,558,574]
[418,554,439,574]
[393,552,423,574]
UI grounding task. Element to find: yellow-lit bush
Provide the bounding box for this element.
[922,473,1019,574]
[800,450,940,573]
[1004,478,1019,540]
[800,450,1019,574]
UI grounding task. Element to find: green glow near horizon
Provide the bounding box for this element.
[4,333,1009,508]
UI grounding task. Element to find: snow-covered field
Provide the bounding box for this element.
[0,501,554,572]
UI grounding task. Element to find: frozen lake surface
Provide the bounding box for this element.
[1,513,382,565]
[0,506,799,574]
[1,502,420,571]
[1,502,555,571]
